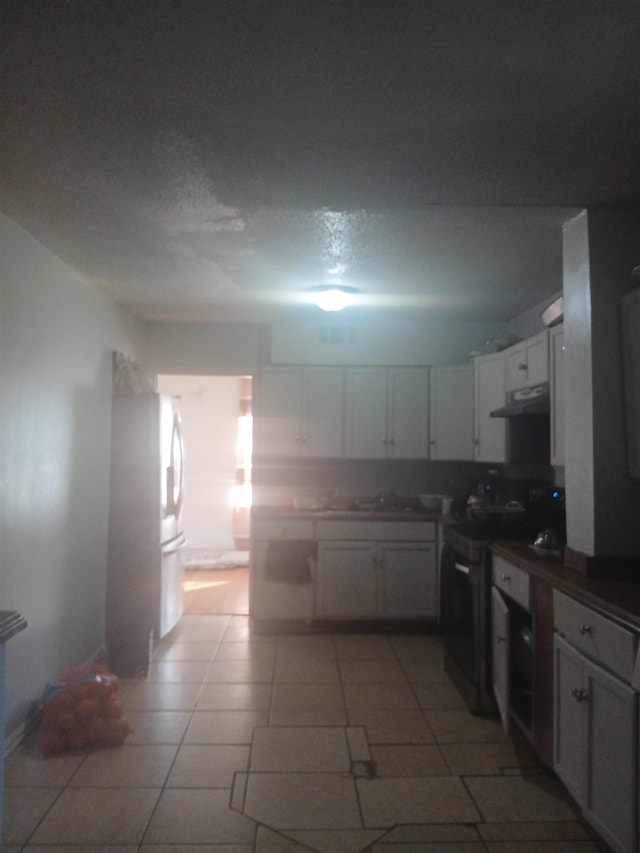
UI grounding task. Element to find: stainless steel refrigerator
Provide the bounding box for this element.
[106,392,186,675]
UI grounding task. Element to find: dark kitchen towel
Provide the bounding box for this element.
[265,540,316,583]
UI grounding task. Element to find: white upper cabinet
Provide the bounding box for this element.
[622,287,640,479]
[504,330,550,391]
[255,366,344,457]
[429,363,474,461]
[473,351,506,462]
[345,367,429,459]
[550,325,565,467]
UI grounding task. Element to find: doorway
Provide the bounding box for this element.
[157,374,252,615]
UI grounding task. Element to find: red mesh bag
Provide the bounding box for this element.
[41,663,133,755]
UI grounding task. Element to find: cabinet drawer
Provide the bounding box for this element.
[315,520,434,541]
[553,589,638,682]
[253,519,315,540]
[492,555,531,611]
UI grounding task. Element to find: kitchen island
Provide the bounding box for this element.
[251,506,441,632]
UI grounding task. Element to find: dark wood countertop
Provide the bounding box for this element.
[252,506,441,523]
[491,542,640,631]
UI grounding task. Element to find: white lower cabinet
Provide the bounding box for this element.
[554,590,639,853]
[491,585,511,732]
[315,539,437,620]
[377,542,437,619]
[491,557,532,736]
[315,541,378,618]
[252,517,438,623]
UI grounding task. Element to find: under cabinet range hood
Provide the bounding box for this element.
[490,383,550,418]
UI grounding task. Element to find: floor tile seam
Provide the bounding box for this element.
[15,780,106,849]
[129,641,226,794]
[273,634,340,667]
[384,638,442,726]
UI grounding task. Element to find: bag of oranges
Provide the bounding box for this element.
[41,663,133,755]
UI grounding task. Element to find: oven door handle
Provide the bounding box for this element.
[454,561,471,575]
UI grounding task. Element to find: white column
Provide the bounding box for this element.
[563,207,640,557]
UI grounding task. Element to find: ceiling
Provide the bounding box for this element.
[3,1,640,325]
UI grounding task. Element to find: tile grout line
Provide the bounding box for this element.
[137,612,231,849]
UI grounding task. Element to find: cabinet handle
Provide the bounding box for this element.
[518,363,527,370]
[578,624,592,635]
[501,573,511,582]
[571,687,589,703]
[497,635,506,643]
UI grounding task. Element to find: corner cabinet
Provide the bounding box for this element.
[622,287,640,479]
[473,352,506,462]
[344,367,430,459]
[429,363,474,461]
[553,589,638,853]
[255,366,344,458]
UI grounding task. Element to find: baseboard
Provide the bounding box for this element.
[184,547,227,567]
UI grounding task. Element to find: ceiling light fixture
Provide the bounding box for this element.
[306,285,358,312]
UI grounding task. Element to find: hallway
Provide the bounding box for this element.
[4,586,610,851]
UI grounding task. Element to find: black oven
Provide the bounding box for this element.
[440,492,564,715]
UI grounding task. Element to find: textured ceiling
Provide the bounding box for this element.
[3,1,640,323]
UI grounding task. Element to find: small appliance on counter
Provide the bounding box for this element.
[530,528,563,561]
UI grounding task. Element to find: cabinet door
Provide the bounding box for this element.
[550,326,565,466]
[377,542,437,619]
[505,331,549,390]
[491,586,511,733]
[525,331,550,385]
[387,368,430,459]
[251,540,315,620]
[302,367,344,457]
[553,635,587,806]
[584,659,638,853]
[473,352,506,462]
[256,367,302,455]
[345,368,389,458]
[429,364,474,460]
[315,541,377,617]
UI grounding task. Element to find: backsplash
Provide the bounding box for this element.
[251,458,556,508]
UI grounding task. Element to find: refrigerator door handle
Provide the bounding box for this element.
[161,533,187,555]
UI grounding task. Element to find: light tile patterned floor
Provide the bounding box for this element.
[4,614,612,852]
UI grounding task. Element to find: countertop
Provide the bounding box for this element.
[491,542,640,631]
[252,506,441,523]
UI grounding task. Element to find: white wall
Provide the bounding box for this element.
[157,375,242,558]
[144,321,269,375]
[270,318,504,365]
[0,215,145,742]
